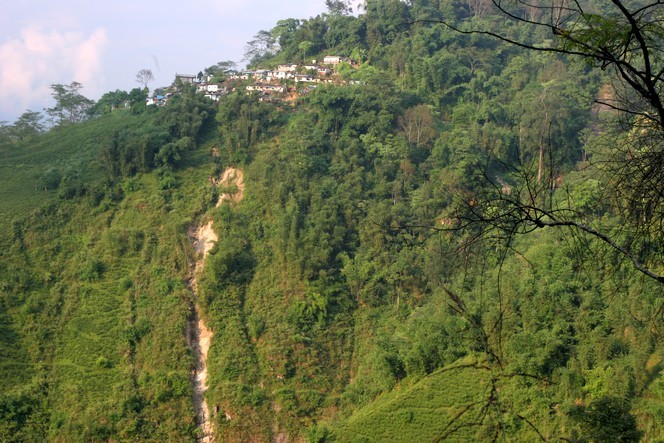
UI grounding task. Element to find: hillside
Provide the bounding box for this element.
[0,1,662,442]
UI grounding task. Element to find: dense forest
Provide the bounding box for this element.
[0,0,662,441]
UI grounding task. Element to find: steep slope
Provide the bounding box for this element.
[0,115,220,439]
[1,1,663,441]
[0,112,152,226]
[335,358,493,442]
[187,167,245,442]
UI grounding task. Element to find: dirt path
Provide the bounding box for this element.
[187,167,244,443]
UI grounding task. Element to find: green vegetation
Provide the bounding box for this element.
[336,358,493,442]
[0,111,151,225]
[0,0,662,441]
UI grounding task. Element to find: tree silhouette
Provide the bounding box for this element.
[136,69,154,90]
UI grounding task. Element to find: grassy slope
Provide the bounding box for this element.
[334,358,493,442]
[0,306,32,393]
[0,112,144,390]
[0,112,152,226]
[1,93,661,442]
[0,111,220,440]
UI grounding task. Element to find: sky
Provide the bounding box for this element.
[0,0,361,123]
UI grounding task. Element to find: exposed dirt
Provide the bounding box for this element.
[188,221,218,292]
[213,167,245,207]
[187,167,244,443]
[189,308,214,443]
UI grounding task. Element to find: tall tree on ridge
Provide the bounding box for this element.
[136,69,154,90]
[46,82,94,126]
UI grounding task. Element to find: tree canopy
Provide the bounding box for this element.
[45,81,94,125]
[422,0,664,284]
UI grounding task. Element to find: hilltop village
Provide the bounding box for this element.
[4,0,662,441]
[146,55,356,107]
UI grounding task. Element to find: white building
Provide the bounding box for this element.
[277,64,298,72]
[323,56,349,65]
[294,74,317,83]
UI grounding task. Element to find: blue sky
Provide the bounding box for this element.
[0,0,361,123]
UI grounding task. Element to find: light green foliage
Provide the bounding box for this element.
[337,359,494,442]
[0,111,152,226]
[0,1,662,441]
[0,106,216,439]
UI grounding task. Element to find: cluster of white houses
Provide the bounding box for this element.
[196,82,229,101]
[147,56,353,106]
[228,56,352,100]
[146,74,230,106]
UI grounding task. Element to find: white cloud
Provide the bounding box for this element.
[0,26,108,120]
[73,29,108,90]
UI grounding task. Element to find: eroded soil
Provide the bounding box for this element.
[187,167,244,443]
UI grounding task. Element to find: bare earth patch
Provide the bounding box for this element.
[187,167,245,442]
[214,167,245,207]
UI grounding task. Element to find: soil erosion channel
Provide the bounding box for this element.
[187,167,244,442]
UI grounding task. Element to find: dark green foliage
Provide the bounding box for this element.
[78,257,104,281]
[216,91,279,164]
[90,88,147,117]
[571,396,642,442]
[0,389,42,442]
[90,89,131,116]
[40,168,62,191]
[102,86,214,177]
[364,0,411,47]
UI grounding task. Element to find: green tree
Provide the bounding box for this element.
[204,60,237,80]
[271,18,301,50]
[364,0,412,47]
[437,0,664,284]
[11,110,44,141]
[326,0,353,16]
[298,40,314,62]
[45,81,94,125]
[573,396,642,443]
[244,30,278,66]
[0,121,10,148]
[325,15,365,55]
[128,87,148,111]
[217,91,275,163]
[91,90,131,115]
